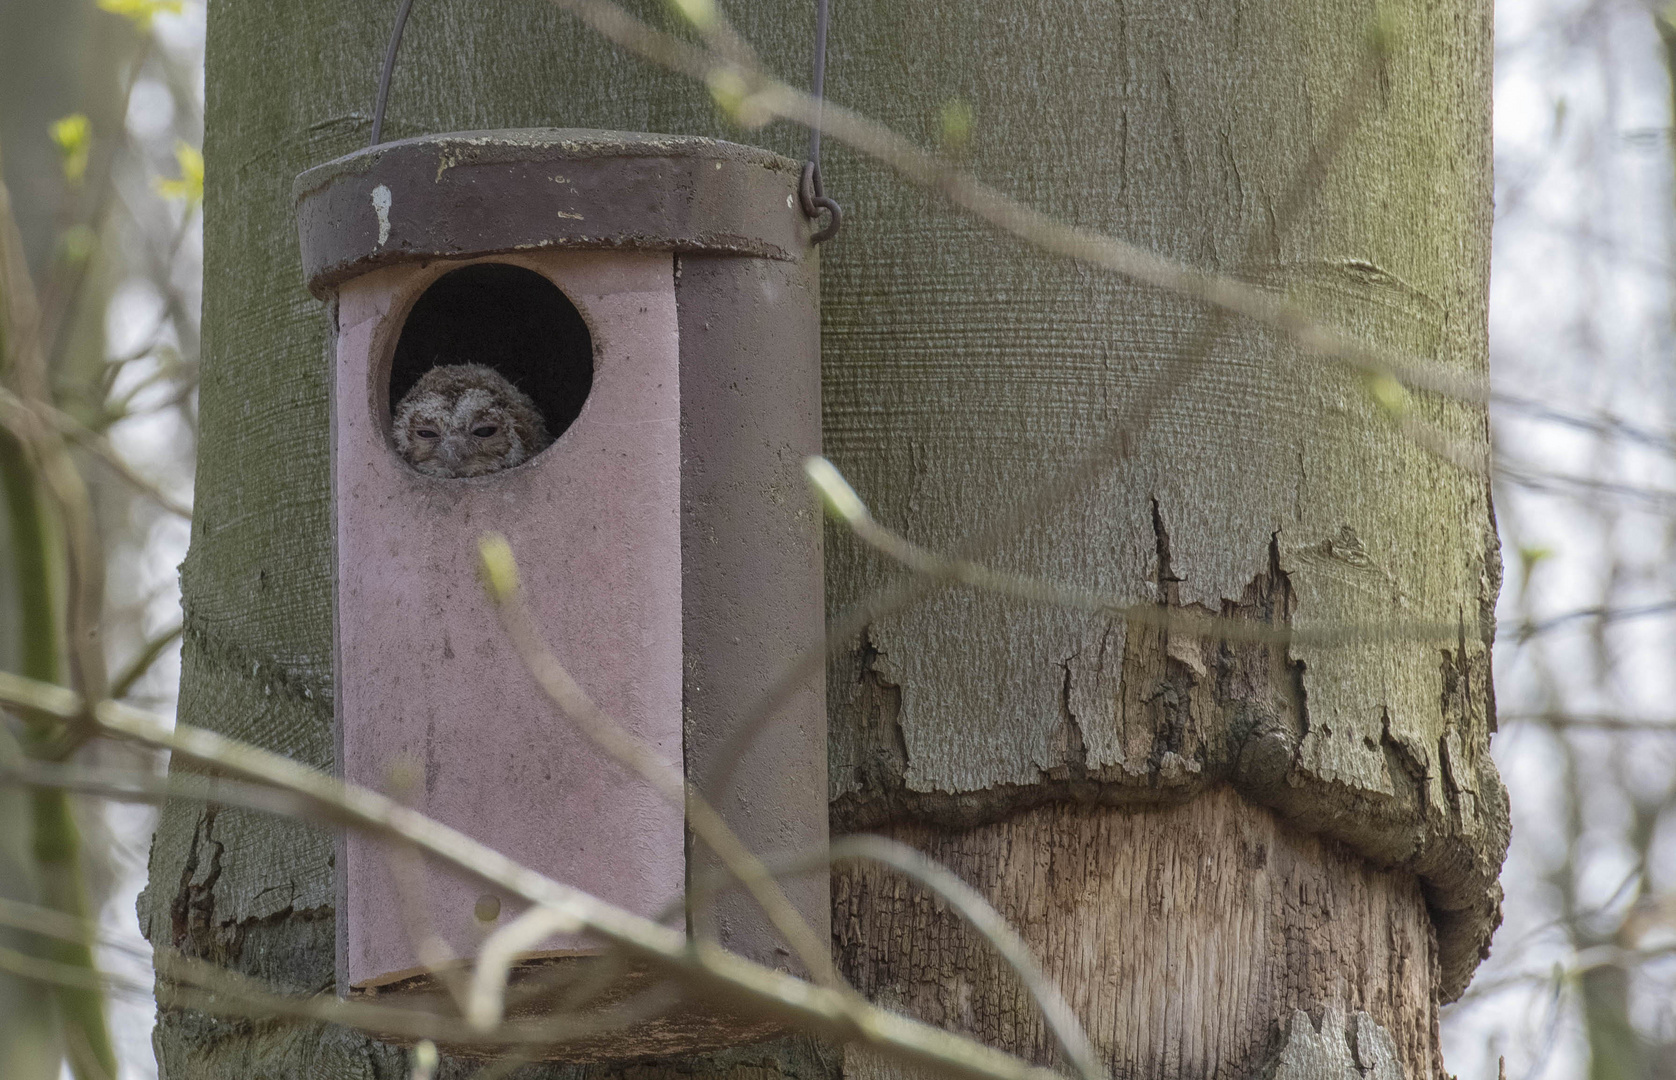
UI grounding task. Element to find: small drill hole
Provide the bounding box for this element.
[473,893,503,924]
[388,263,593,466]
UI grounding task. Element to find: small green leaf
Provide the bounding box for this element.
[940,99,974,151]
[384,757,423,796]
[477,533,520,604]
[153,140,203,207]
[57,224,97,266]
[803,456,869,524]
[49,114,91,184]
[668,0,716,30]
[410,1039,440,1080]
[706,67,749,119]
[1365,8,1404,61]
[1365,372,1411,416]
[96,0,184,30]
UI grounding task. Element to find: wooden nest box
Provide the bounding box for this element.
[293,129,827,1059]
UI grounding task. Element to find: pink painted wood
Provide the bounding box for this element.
[334,251,684,989]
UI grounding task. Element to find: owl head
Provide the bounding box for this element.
[392,363,552,478]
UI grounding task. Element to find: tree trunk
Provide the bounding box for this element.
[3,5,132,1077]
[144,1,1505,1078]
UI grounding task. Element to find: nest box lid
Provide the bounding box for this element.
[293,129,808,298]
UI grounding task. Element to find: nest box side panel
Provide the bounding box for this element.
[334,251,684,990]
[678,252,828,970]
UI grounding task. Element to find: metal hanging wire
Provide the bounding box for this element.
[370,0,418,147]
[369,0,841,244]
[799,0,842,243]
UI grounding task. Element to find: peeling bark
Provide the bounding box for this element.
[1261,1008,1405,1080]
[833,532,1507,1002]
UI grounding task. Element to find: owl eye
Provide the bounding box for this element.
[415,428,440,440]
[472,425,499,438]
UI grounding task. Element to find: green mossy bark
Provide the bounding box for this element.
[149,0,1501,1073]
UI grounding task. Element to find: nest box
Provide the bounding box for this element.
[293,129,826,1055]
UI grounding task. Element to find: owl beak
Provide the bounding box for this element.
[438,436,469,472]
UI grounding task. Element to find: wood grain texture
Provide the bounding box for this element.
[835,791,1437,1080]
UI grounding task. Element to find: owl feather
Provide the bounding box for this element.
[393,364,552,478]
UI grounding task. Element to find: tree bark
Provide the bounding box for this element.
[145,1,1504,1077]
[822,2,1505,1074]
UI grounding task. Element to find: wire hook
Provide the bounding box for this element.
[802,0,841,243]
[800,162,841,244]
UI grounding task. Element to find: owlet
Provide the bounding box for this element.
[393,364,552,478]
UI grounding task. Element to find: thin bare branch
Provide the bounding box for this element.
[804,456,1464,649]
[683,836,1106,1080]
[477,534,844,992]
[0,387,192,519]
[108,621,184,700]
[1496,459,1676,513]
[0,670,1067,1080]
[1498,712,1676,732]
[0,926,656,1050]
[538,0,1487,406]
[702,33,1456,804]
[1511,600,1676,641]
[467,905,584,1031]
[1493,391,1676,456]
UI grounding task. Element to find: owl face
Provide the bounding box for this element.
[393,363,552,478]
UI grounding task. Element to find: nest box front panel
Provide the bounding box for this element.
[334,251,683,990]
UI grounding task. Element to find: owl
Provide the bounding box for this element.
[393,364,552,478]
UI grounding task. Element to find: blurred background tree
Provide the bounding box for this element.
[0,1,200,1077]
[1440,2,1676,1077]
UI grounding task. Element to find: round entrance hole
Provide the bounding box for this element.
[388,263,594,457]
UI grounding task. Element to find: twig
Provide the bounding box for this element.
[1449,942,1676,1007]
[0,387,192,519]
[685,835,1106,1080]
[803,457,1464,649]
[1495,459,1676,513]
[108,621,184,701]
[0,670,1066,1080]
[1492,391,1676,457]
[387,834,476,1019]
[0,895,153,967]
[3,756,650,1044]
[476,534,843,994]
[467,905,585,1030]
[1498,712,1676,732]
[409,1041,440,1080]
[540,0,1487,405]
[830,837,1103,1080]
[1511,600,1676,641]
[0,928,654,1049]
[701,33,1458,803]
